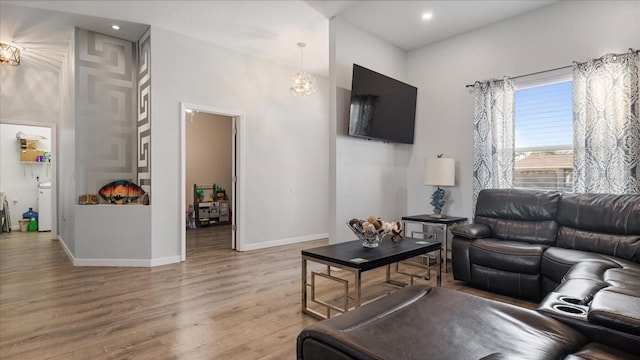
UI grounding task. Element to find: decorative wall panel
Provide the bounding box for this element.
[137,29,151,198]
[75,28,137,195]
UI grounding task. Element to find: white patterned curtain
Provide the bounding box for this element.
[573,51,640,194]
[473,78,516,205]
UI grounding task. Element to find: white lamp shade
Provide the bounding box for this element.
[424,158,455,186]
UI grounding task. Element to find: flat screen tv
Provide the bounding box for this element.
[348,64,417,144]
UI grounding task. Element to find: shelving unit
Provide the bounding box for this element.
[21,161,51,177]
[18,136,52,177]
[193,184,230,227]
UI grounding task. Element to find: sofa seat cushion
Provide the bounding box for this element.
[603,267,640,290]
[564,343,640,360]
[297,286,588,360]
[470,238,547,274]
[588,288,640,336]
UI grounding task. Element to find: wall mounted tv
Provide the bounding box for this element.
[348,64,417,144]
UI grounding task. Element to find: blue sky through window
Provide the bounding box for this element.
[515,80,573,150]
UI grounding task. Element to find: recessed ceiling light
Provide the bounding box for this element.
[111,25,120,30]
[422,12,433,20]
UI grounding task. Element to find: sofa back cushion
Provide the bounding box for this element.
[475,189,561,245]
[556,193,640,262]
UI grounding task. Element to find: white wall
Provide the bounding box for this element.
[405,0,640,221]
[0,53,61,123]
[74,205,151,263]
[151,27,329,257]
[329,17,410,243]
[0,124,52,229]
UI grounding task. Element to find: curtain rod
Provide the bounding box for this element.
[464,49,639,88]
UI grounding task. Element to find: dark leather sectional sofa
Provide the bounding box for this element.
[297,189,640,359]
[451,189,640,356]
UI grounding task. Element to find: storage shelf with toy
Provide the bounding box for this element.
[17,134,51,163]
[193,183,230,227]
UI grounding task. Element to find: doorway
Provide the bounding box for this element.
[0,120,57,237]
[180,103,244,261]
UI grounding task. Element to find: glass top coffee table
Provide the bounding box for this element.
[301,236,442,320]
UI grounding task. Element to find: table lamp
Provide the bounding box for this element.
[424,155,455,218]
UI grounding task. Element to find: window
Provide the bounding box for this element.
[514,80,573,191]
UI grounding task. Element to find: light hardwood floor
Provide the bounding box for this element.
[0,227,535,359]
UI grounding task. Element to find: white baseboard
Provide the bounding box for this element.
[150,255,181,267]
[73,257,181,267]
[73,258,153,267]
[241,233,328,251]
[8,227,55,234]
[57,235,76,264]
[56,237,181,267]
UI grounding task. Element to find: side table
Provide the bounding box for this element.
[401,214,468,272]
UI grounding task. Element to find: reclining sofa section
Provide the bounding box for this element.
[451,189,640,302]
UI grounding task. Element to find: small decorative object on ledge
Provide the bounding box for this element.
[424,154,456,218]
[98,180,146,204]
[347,216,403,248]
[78,194,99,205]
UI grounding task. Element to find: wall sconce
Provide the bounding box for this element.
[424,154,455,217]
[0,43,20,65]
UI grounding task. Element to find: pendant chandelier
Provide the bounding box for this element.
[0,42,20,65]
[290,42,315,97]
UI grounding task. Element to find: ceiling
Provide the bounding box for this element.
[0,0,559,75]
[0,2,149,71]
[309,0,559,51]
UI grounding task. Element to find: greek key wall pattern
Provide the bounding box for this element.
[137,30,151,199]
[75,28,137,195]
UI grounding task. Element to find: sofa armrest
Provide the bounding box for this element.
[451,224,491,239]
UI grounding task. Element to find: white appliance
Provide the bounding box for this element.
[38,182,52,232]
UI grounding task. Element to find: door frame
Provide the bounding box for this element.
[180,102,245,261]
[0,119,58,237]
